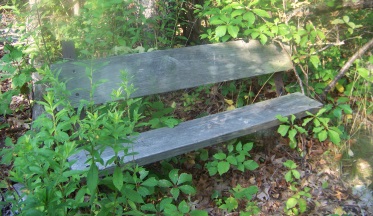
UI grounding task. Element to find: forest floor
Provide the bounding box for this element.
[1,74,372,215]
[1,8,373,215]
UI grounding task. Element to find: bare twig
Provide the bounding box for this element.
[274,40,305,95]
[322,37,373,99]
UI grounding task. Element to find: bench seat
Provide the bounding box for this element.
[69,92,322,174]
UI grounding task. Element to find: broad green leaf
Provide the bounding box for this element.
[283,160,297,169]
[87,164,98,193]
[328,129,341,145]
[276,114,289,123]
[252,9,270,18]
[113,166,123,191]
[243,142,254,152]
[124,188,144,203]
[228,25,239,38]
[294,125,307,134]
[199,149,209,161]
[298,198,307,213]
[310,55,320,68]
[236,142,243,151]
[251,31,259,39]
[164,203,178,215]
[343,16,349,23]
[292,170,300,179]
[215,26,227,37]
[217,161,230,175]
[357,68,373,82]
[223,197,238,211]
[141,203,157,212]
[317,30,326,40]
[333,108,342,119]
[300,35,309,47]
[158,179,173,187]
[227,143,234,152]
[312,124,325,134]
[277,125,290,136]
[159,197,173,211]
[213,152,226,160]
[243,12,255,26]
[259,34,267,45]
[170,187,180,200]
[210,18,225,25]
[141,177,158,187]
[169,169,179,185]
[286,197,298,209]
[331,18,344,24]
[231,9,244,18]
[190,210,208,216]
[226,155,238,165]
[179,185,196,195]
[236,153,245,163]
[229,2,244,9]
[221,35,231,42]
[302,117,313,126]
[288,128,297,140]
[285,171,292,182]
[178,173,192,185]
[247,185,259,195]
[207,166,218,176]
[12,73,28,88]
[178,200,190,214]
[243,160,259,171]
[317,130,328,142]
[338,104,352,114]
[163,118,179,128]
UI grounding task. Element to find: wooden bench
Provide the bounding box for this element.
[46,40,322,174]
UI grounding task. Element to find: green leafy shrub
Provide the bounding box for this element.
[205,141,259,176]
[0,44,34,116]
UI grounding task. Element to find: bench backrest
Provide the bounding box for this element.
[52,40,292,107]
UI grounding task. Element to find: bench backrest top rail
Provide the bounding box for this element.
[52,40,292,107]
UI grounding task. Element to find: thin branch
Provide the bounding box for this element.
[274,40,305,95]
[322,37,373,99]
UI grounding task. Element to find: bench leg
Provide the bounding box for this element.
[274,72,285,97]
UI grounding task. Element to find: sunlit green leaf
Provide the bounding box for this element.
[243,12,255,25]
[243,160,259,171]
[178,200,190,214]
[217,161,230,175]
[277,125,290,137]
[286,197,298,209]
[328,129,341,145]
[214,152,226,160]
[228,25,239,38]
[178,173,192,185]
[179,185,196,195]
[317,130,328,142]
[298,198,307,213]
[215,25,227,37]
[252,9,270,18]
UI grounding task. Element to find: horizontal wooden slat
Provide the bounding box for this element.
[68,93,322,173]
[52,40,292,107]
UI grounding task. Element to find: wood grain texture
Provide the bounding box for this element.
[52,40,292,107]
[69,93,322,174]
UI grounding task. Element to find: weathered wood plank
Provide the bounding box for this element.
[53,40,292,107]
[69,93,322,173]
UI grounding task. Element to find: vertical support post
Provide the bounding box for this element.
[62,41,77,60]
[274,72,285,97]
